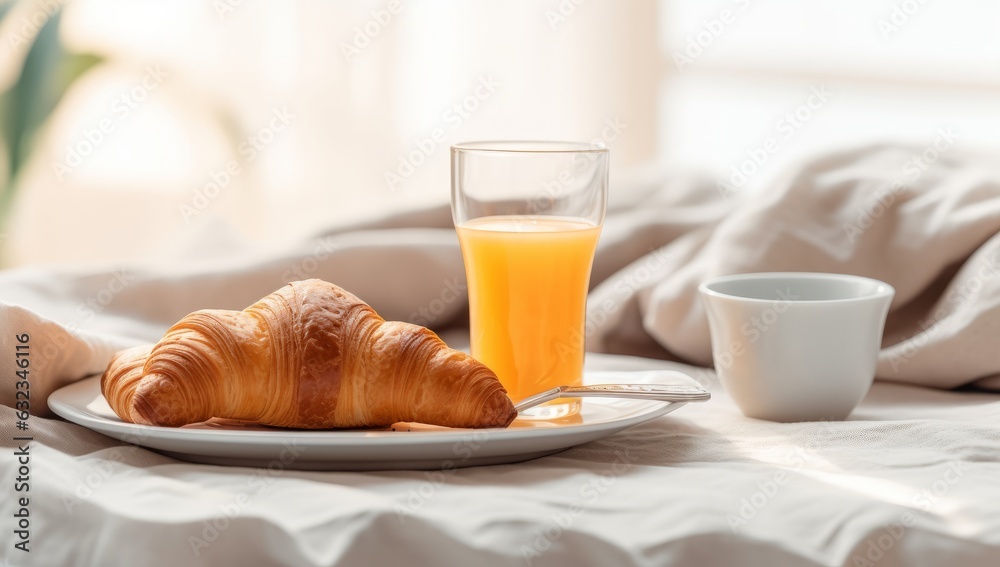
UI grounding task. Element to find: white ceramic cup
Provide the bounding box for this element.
[699,272,894,422]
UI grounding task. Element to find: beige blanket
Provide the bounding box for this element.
[2,144,1000,415]
[590,144,1000,390]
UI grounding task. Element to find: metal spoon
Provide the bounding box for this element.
[513,382,711,413]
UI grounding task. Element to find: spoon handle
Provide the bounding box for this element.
[513,383,711,413]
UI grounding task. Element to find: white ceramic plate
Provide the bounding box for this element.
[48,371,699,470]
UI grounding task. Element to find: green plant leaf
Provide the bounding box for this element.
[0,4,101,214]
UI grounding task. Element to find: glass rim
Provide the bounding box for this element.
[451,140,609,154]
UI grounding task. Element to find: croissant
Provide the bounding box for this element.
[100,279,516,429]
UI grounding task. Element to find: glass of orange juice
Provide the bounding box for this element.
[451,141,608,419]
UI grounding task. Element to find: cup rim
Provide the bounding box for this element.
[698,272,895,304]
[451,140,609,154]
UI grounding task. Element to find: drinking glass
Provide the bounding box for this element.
[451,141,609,419]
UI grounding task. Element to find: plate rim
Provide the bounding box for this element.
[48,373,695,469]
[48,374,685,446]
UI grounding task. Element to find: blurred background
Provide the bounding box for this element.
[1,0,998,267]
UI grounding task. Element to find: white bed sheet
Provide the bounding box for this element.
[2,352,999,567]
[4,145,1000,566]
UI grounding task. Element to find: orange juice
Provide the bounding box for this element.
[457,215,601,417]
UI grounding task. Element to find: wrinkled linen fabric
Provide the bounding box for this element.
[1,145,1000,566]
[588,145,1000,390]
[1,355,998,567]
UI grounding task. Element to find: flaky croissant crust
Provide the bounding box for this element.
[101,279,516,429]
